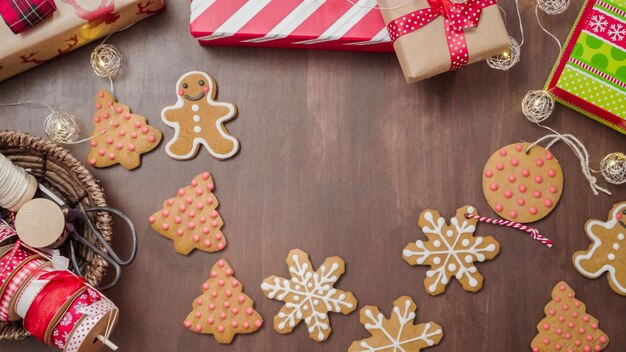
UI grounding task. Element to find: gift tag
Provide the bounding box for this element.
[482,142,564,223]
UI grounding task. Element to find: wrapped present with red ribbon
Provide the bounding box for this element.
[377,0,510,83]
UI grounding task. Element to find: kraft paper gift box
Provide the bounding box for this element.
[545,0,626,135]
[377,0,510,83]
[190,0,394,52]
[0,0,165,82]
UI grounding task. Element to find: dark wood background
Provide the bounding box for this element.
[1,0,625,350]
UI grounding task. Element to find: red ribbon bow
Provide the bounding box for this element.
[387,0,496,70]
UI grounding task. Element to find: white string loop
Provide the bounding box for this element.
[526,132,611,195]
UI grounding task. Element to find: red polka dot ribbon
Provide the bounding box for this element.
[386,0,497,70]
[51,287,104,350]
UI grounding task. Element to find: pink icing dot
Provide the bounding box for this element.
[485,170,494,178]
[231,280,239,288]
[243,322,250,329]
[546,152,554,160]
[592,323,598,329]
[550,186,558,193]
[544,199,553,208]
[579,328,585,334]
[191,179,198,187]
[496,163,504,171]
[112,120,120,128]
[536,159,544,167]
[202,227,210,234]
[174,216,182,224]
[196,188,203,196]
[231,321,238,328]
[200,217,207,224]
[148,216,156,223]
[215,233,223,240]
[558,315,565,321]
[162,209,170,217]
[225,290,232,297]
[511,158,519,166]
[231,308,238,314]
[195,325,202,332]
[217,325,225,333]
[183,321,191,328]
[556,328,563,335]
[218,279,225,287]
[202,172,210,180]
[115,107,123,113]
[507,175,517,183]
[568,322,575,328]
[504,190,513,199]
[128,144,136,151]
[131,132,137,139]
[246,308,253,316]
[519,185,527,193]
[211,221,219,228]
[207,317,214,324]
[238,295,245,303]
[195,311,201,318]
[223,302,230,308]
[89,159,97,165]
[141,126,149,134]
[584,347,590,352]
[225,269,233,276]
[189,211,196,219]
[202,283,209,291]
[514,144,522,152]
[559,285,566,291]
[509,210,518,218]
[254,320,263,328]
[96,103,102,109]
[161,223,169,231]
[90,140,98,147]
[517,199,525,206]
[108,153,116,160]
[94,116,101,123]
[565,333,571,339]
[115,142,123,150]
[196,202,205,210]
[148,135,156,143]
[599,336,606,343]
[549,309,556,316]
[572,312,578,318]
[217,259,225,267]
[192,235,200,242]
[219,312,226,320]
[583,315,590,322]
[210,272,217,278]
[204,240,212,247]
[124,113,131,120]
[106,138,113,145]
[103,112,110,119]
[535,175,543,184]
[575,341,581,347]
[522,169,530,177]
[134,121,141,128]
[563,304,569,311]
[586,335,593,342]
[495,204,504,212]
[206,197,214,205]
[529,207,538,215]
[556,344,562,350]
[176,229,184,236]
[543,324,550,330]
[534,190,542,198]
[548,169,557,177]
[499,148,508,156]
[217,243,225,250]
[179,205,187,213]
[595,346,602,352]
[555,297,562,302]
[186,196,193,204]
[489,183,499,191]
[543,338,550,345]
[178,188,185,196]
[209,303,216,310]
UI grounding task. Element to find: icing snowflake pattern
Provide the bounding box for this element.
[608,23,625,41]
[261,249,357,342]
[348,296,443,352]
[589,14,608,33]
[403,206,500,295]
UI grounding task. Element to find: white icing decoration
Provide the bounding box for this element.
[355,297,442,351]
[161,71,240,160]
[403,208,498,294]
[194,126,202,133]
[613,243,620,250]
[467,206,475,214]
[260,252,354,341]
[573,203,626,294]
[193,115,200,122]
[433,240,441,248]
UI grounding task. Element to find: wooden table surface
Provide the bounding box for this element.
[1,0,625,350]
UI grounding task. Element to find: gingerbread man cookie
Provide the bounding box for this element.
[161,71,239,160]
[573,201,626,296]
[482,142,564,223]
[87,89,162,170]
[402,206,500,296]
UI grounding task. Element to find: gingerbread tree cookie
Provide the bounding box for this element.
[573,201,626,296]
[482,143,564,223]
[87,89,162,170]
[531,282,609,352]
[261,249,357,342]
[184,259,263,344]
[348,296,443,352]
[403,205,500,296]
[161,71,239,160]
[149,172,226,255]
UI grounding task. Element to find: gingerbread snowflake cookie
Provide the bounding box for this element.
[483,143,563,223]
[184,259,263,344]
[573,201,626,296]
[403,206,500,296]
[348,296,443,352]
[161,71,239,160]
[87,89,162,169]
[261,249,357,342]
[531,281,609,352]
[149,172,226,255]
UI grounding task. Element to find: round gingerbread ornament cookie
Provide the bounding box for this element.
[482,142,563,223]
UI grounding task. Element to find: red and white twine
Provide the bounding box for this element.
[465,213,553,248]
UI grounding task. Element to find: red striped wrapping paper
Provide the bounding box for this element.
[189,0,394,52]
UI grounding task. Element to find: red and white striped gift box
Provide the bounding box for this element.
[189,0,394,52]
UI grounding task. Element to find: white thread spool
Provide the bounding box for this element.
[15,199,67,248]
[0,153,38,211]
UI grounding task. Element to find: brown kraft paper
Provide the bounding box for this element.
[377,0,510,83]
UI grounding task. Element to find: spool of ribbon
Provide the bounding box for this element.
[15,198,68,249]
[386,0,496,70]
[0,0,56,34]
[0,257,45,322]
[0,151,38,211]
[23,270,86,342]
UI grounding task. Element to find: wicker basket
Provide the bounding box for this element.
[0,131,112,341]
